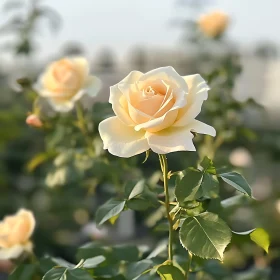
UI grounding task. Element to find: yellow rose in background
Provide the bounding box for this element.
[198,11,229,38]
[99,66,215,158]
[35,57,102,112]
[0,209,35,260]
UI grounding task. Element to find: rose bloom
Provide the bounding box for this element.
[26,114,43,128]
[35,57,102,112]
[0,209,35,260]
[198,11,229,38]
[99,66,215,157]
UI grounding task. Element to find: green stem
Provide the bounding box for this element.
[185,251,193,279]
[32,97,41,115]
[159,154,173,263]
[75,102,94,155]
[76,102,87,135]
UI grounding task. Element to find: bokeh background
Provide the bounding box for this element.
[0,0,280,279]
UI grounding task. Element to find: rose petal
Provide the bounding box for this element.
[134,88,187,133]
[153,89,175,118]
[116,70,143,99]
[174,74,209,127]
[184,74,209,98]
[130,90,165,116]
[16,209,36,241]
[99,117,149,158]
[108,71,143,125]
[118,70,143,85]
[84,75,102,97]
[128,102,151,124]
[139,66,188,92]
[44,89,86,112]
[0,246,24,260]
[71,57,90,84]
[135,109,179,133]
[109,85,135,125]
[0,243,32,260]
[40,62,59,92]
[188,119,216,136]
[146,126,196,154]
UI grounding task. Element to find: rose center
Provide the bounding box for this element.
[53,61,80,91]
[129,80,176,118]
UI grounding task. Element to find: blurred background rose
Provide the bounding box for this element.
[0,0,280,279]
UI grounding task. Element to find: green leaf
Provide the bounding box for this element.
[142,150,150,163]
[111,244,140,262]
[48,257,75,268]
[125,180,145,200]
[67,268,92,280]
[42,267,67,280]
[93,265,120,277]
[175,168,203,205]
[184,201,206,217]
[82,255,106,268]
[203,260,231,278]
[232,228,270,253]
[250,228,270,253]
[179,212,232,260]
[9,264,36,280]
[76,243,127,266]
[157,265,185,280]
[109,214,120,225]
[147,240,167,259]
[98,276,126,280]
[96,199,126,225]
[201,173,219,198]
[232,229,255,235]
[126,260,154,280]
[221,195,251,209]
[26,151,55,172]
[218,172,252,196]
[77,242,109,261]
[200,156,216,174]
[126,198,152,211]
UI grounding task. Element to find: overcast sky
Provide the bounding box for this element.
[1,0,279,60]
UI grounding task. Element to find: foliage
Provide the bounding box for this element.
[0,0,279,279]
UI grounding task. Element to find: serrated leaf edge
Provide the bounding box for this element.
[179,214,232,261]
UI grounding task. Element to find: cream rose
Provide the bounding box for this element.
[35,57,102,112]
[98,66,215,157]
[0,209,35,260]
[198,11,229,38]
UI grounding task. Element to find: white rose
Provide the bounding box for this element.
[99,66,215,157]
[0,209,35,260]
[35,57,102,112]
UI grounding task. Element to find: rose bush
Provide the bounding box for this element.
[35,57,101,112]
[0,209,35,260]
[198,11,229,38]
[99,66,216,157]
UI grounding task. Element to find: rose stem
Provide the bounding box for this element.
[185,251,193,279]
[159,154,173,263]
[75,102,94,155]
